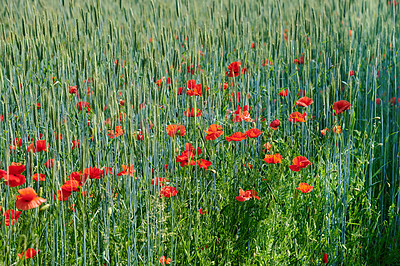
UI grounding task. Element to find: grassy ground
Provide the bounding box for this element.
[0,0,399,265]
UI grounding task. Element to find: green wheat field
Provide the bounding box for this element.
[0,0,399,265]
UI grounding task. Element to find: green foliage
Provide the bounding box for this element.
[0,0,399,265]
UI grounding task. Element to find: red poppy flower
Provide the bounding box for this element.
[257,113,266,119]
[333,125,342,134]
[283,28,288,39]
[294,55,304,64]
[0,170,26,187]
[235,105,251,114]
[119,112,127,122]
[160,164,169,172]
[197,159,212,169]
[12,138,23,148]
[10,144,17,151]
[44,159,55,168]
[135,130,144,140]
[295,97,313,107]
[261,59,273,66]
[176,143,202,167]
[108,126,124,139]
[263,142,272,152]
[236,189,260,201]
[389,97,400,105]
[187,83,209,96]
[184,108,201,117]
[27,140,48,153]
[376,98,381,104]
[69,85,77,94]
[83,167,104,179]
[76,101,91,112]
[232,107,252,122]
[156,76,171,86]
[61,180,80,193]
[270,119,281,130]
[204,124,223,140]
[226,61,242,77]
[322,252,328,264]
[220,82,230,91]
[232,109,253,122]
[263,154,283,164]
[15,187,46,211]
[321,128,328,135]
[117,164,136,178]
[349,70,355,76]
[296,183,313,193]
[186,79,196,89]
[187,64,195,74]
[8,162,26,175]
[226,132,247,142]
[332,100,351,114]
[68,171,86,186]
[1,210,22,226]
[244,162,253,169]
[152,177,168,186]
[176,150,196,167]
[245,128,262,138]
[155,77,164,86]
[289,112,307,122]
[69,204,76,212]
[114,59,126,67]
[161,186,178,198]
[18,248,37,259]
[85,87,93,96]
[32,173,46,181]
[56,189,72,201]
[159,256,171,265]
[199,208,207,215]
[184,143,202,155]
[72,140,81,150]
[54,131,64,140]
[31,133,44,140]
[278,89,288,96]
[166,124,186,137]
[289,156,311,171]
[348,29,353,37]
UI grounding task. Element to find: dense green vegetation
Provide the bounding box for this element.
[0,0,399,264]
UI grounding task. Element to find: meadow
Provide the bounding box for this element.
[0,0,399,265]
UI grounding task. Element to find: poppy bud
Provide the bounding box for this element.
[322,252,328,264]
